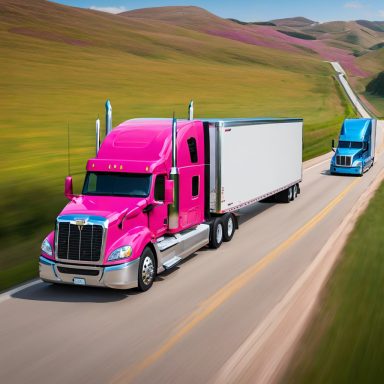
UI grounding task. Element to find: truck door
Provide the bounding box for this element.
[363,141,373,168]
[363,124,373,168]
[149,174,168,237]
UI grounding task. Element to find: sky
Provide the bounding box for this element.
[53,0,384,22]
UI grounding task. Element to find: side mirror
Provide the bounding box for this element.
[64,176,74,200]
[165,180,174,204]
[331,139,336,152]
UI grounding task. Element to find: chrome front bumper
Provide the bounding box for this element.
[39,256,139,290]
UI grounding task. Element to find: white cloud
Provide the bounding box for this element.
[344,1,363,9]
[379,10,384,18]
[90,6,127,14]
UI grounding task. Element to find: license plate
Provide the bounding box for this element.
[73,277,86,286]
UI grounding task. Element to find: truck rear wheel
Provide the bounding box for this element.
[288,186,294,201]
[276,187,292,203]
[292,184,298,200]
[137,247,156,292]
[223,213,235,242]
[209,218,224,249]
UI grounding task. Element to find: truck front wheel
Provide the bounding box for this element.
[209,218,224,249]
[223,213,235,242]
[137,247,156,292]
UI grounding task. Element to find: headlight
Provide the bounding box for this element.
[41,238,53,256]
[108,246,133,262]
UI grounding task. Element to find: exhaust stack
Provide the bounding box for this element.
[105,99,112,136]
[188,100,194,120]
[169,115,179,230]
[96,117,101,155]
[172,115,177,168]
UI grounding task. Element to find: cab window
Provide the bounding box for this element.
[187,137,198,163]
[192,176,199,197]
[154,175,165,201]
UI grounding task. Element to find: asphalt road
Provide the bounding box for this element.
[1,147,383,384]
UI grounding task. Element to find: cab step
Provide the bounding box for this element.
[163,256,182,270]
[156,224,210,273]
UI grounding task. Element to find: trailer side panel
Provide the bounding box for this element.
[209,120,303,212]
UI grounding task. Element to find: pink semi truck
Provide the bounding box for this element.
[40,101,303,291]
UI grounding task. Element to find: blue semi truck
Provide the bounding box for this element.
[330,118,377,176]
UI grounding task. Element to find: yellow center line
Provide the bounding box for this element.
[112,177,361,384]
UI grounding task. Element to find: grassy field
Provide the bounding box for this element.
[0,1,356,291]
[282,180,384,384]
[364,93,384,118]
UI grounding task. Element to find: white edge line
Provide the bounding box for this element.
[304,158,330,172]
[0,279,41,304]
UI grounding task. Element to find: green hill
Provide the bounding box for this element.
[271,17,317,28]
[355,49,384,116]
[366,71,384,96]
[0,0,355,290]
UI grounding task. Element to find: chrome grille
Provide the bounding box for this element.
[57,222,103,262]
[336,155,352,166]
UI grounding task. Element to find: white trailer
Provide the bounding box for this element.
[206,118,303,212]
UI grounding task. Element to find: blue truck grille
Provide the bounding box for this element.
[336,156,352,166]
[57,222,103,262]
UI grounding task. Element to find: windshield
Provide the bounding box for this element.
[338,141,363,149]
[82,172,151,197]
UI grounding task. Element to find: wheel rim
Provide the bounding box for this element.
[216,223,223,244]
[293,185,298,198]
[227,217,234,237]
[288,187,293,200]
[142,256,154,286]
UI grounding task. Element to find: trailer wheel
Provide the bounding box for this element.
[223,213,235,242]
[288,186,294,201]
[137,247,156,292]
[210,218,224,249]
[292,184,298,200]
[276,187,291,203]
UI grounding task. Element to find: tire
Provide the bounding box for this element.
[209,217,224,249]
[137,247,156,292]
[288,186,293,201]
[368,158,375,171]
[276,187,292,203]
[292,184,298,200]
[223,213,236,242]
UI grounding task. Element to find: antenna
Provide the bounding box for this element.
[67,121,71,176]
